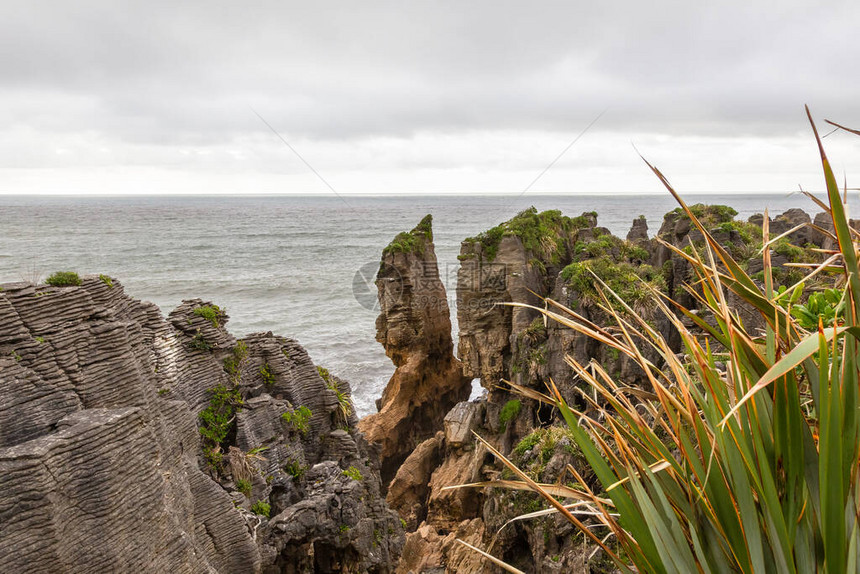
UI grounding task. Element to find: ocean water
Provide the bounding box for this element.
[0,193,825,416]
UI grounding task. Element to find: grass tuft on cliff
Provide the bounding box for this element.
[457,110,860,572]
[45,271,81,287]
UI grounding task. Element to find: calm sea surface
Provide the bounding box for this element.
[0,193,826,415]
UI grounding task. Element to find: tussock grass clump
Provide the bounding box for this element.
[457,110,860,573]
[45,271,81,287]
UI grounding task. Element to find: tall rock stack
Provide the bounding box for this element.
[358,215,472,485]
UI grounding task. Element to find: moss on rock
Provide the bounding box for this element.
[382,214,434,256]
[463,207,590,263]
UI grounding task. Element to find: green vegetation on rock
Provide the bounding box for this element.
[235,478,252,498]
[342,466,363,481]
[282,405,312,436]
[284,460,307,479]
[193,304,225,327]
[98,274,113,289]
[250,500,270,518]
[259,363,275,386]
[319,366,352,422]
[499,399,522,431]
[198,385,243,469]
[463,207,589,263]
[562,258,664,309]
[189,330,212,352]
[670,203,737,226]
[382,214,434,256]
[45,271,81,287]
[223,341,248,381]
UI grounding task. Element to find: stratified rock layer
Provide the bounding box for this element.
[391,205,834,573]
[0,276,402,573]
[359,215,472,485]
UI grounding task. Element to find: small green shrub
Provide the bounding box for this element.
[34,336,45,344]
[193,304,225,327]
[98,274,113,289]
[45,271,81,287]
[236,478,252,497]
[499,399,522,431]
[204,449,223,469]
[339,524,350,533]
[259,363,275,385]
[250,500,271,518]
[223,341,248,380]
[342,466,363,481]
[282,405,312,436]
[792,288,844,330]
[198,385,243,469]
[189,331,212,351]
[284,460,306,479]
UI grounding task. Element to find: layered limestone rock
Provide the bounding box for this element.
[359,215,472,484]
[388,205,831,573]
[0,276,402,573]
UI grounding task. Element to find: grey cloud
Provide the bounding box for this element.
[0,0,858,175]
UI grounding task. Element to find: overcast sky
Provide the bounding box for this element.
[1,1,859,195]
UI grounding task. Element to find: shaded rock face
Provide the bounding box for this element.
[359,215,472,485]
[388,402,600,573]
[0,277,402,573]
[456,209,661,405]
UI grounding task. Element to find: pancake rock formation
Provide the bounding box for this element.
[359,215,472,485]
[0,277,403,573]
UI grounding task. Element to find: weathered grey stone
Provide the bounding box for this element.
[443,401,483,447]
[0,275,403,573]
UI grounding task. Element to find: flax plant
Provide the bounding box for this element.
[458,109,860,573]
